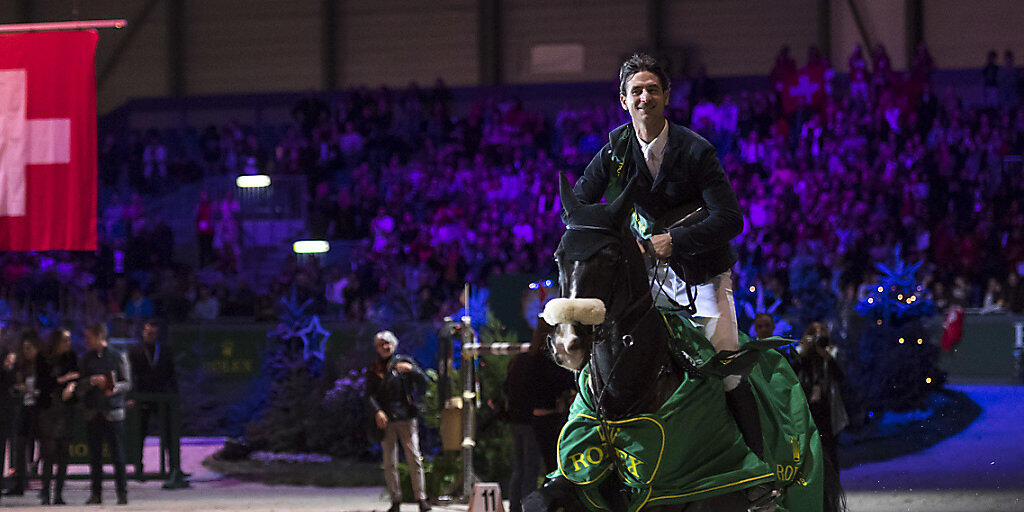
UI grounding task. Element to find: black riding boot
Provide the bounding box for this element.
[725,377,765,459]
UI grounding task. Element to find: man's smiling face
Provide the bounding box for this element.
[620,71,668,125]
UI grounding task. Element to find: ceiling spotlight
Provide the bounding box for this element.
[293,240,329,254]
[237,174,271,188]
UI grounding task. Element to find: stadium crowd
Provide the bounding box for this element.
[4,44,1024,339]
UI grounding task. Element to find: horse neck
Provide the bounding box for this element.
[590,263,676,419]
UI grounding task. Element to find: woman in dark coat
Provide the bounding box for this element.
[10,331,42,497]
[37,329,79,505]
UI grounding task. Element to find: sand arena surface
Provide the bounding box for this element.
[3,386,1020,511]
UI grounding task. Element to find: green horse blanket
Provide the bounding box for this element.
[553,313,824,512]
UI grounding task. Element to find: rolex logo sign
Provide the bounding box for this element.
[203,339,254,375]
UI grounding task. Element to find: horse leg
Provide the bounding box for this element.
[523,477,579,512]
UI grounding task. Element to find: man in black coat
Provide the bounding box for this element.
[127,319,177,474]
[79,322,132,505]
[364,331,431,512]
[569,53,764,459]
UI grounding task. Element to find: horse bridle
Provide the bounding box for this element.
[560,224,690,420]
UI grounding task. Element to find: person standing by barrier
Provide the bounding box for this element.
[80,322,132,506]
[525,320,574,475]
[38,329,79,505]
[502,320,573,512]
[128,318,178,473]
[364,330,431,512]
[503,346,543,512]
[0,342,19,501]
[10,331,42,497]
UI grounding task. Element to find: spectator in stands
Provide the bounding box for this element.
[192,286,220,320]
[125,287,154,323]
[142,129,168,188]
[770,46,797,96]
[981,277,1005,313]
[983,50,1000,108]
[38,328,79,505]
[1006,271,1024,314]
[999,50,1019,109]
[196,192,215,268]
[12,38,1024,349]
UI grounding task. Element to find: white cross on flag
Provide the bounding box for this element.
[0,30,97,251]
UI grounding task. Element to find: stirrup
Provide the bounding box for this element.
[744,484,780,512]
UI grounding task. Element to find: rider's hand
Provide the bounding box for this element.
[395,362,413,373]
[650,233,673,259]
[375,410,389,429]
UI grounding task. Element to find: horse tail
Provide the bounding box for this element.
[822,453,847,512]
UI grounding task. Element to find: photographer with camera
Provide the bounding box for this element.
[793,322,845,467]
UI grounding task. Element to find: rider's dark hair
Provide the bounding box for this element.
[619,53,670,96]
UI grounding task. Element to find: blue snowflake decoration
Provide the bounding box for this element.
[268,285,314,341]
[448,286,489,329]
[280,285,313,324]
[736,283,793,338]
[856,245,936,322]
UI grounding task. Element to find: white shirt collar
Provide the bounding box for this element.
[637,120,669,160]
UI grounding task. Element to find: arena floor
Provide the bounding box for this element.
[3,386,1020,511]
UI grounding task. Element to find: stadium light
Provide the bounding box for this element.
[293,240,330,254]
[236,175,271,188]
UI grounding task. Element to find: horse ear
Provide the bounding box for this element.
[607,177,637,226]
[559,172,582,218]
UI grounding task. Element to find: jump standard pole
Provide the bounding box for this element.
[459,312,477,500]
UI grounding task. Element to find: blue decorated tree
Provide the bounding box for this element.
[850,246,945,414]
[244,286,333,453]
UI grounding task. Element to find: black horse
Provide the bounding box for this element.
[525,175,839,512]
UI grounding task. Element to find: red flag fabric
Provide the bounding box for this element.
[0,30,98,251]
[782,65,826,114]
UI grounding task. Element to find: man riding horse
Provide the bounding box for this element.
[566,52,764,461]
[525,53,842,512]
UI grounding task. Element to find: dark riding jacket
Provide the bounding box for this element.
[572,121,742,285]
[365,354,429,422]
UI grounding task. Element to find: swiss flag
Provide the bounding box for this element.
[0,30,98,251]
[782,65,826,114]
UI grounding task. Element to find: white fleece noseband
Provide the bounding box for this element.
[541,298,606,326]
